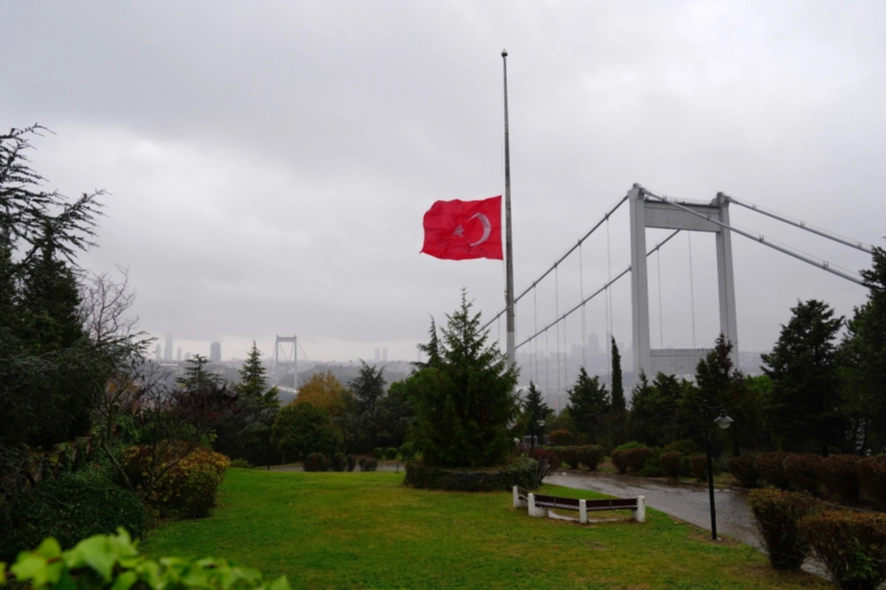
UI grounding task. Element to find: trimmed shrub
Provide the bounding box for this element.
[783,453,823,496]
[346,454,357,472]
[385,447,398,460]
[689,454,708,481]
[559,446,580,469]
[399,442,416,461]
[612,445,652,474]
[859,455,886,506]
[230,458,252,469]
[404,458,538,491]
[0,474,147,562]
[728,455,758,488]
[549,429,573,446]
[820,455,861,504]
[661,451,683,480]
[662,439,698,456]
[358,456,367,470]
[577,445,605,471]
[531,448,561,471]
[372,447,384,460]
[748,489,817,570]
[331,452,347,472]
[638,448,663,477]
[756,452,790,490]
[799,510,886,590]
[303,452,329,472]
[362,457,378,472]
[122,444,229,518]
[611,450,628,474]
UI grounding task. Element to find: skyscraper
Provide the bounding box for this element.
[210,341,221,363]
[164,334,173,361]
[155,343,162,362]
[177,347,182,361]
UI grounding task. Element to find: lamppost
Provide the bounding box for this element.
[703,405,733,540]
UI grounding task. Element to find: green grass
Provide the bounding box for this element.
[140,469,826,589]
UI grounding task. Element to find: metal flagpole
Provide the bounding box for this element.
[502,49,516,369]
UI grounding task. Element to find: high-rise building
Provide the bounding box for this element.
[210,341,221,363]
[382,347,388,362]
[164,334,173,361]
[155,344,162,362]
[177,347,182,361]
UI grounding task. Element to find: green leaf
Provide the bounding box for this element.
[0,562,7,585]
[110,570,139,590]
[35,538,62,559]
[10,554,50,588]
[266,576,291,590]
[67,536,116,581]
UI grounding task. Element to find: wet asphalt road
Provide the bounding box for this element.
[544,472,760,549]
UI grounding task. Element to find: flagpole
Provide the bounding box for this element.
[502,49,516,369]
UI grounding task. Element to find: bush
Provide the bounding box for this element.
[748,489,817,570]
[358,456,367,470]
[858,455,886,506]
[799,510,886,590]
[0,474,146,562]
[549,429,573,446]
[530,448,560,471]
[577,445,605,471]
[346,454,357,472]
[756,452,790,490]
[638,448,663,477]
[728,455,758,488]
[783,453,822,496]
[611,450,628,474]
[399,442,416,461]
[385,447,398,460]
[331,452,347,472]
[5,529,290,590]
[626,446,652,473]
[660,451,683,480]
[404,458,539,492]
[820,455,861,503]
[372,447,384,460]
[122,444,229,518]
[303,452,328,472]
[362,457,378,472]
[689,454,708,481]
[230,458,253,469]
[662,439,698,456]
[559,446,580,469]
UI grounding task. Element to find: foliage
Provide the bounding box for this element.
[757,452,791,490]
[385,447,398,460]
[409,292,519,468]
[346,454,356,472]
[559,446,579,469]
[637,448,663,477]
[660,452,683,480]
[748,489,818,570]
[609,337,626,446]
[530,448,560,471]
[0,474,145,562]
[377,377,415,452]
[372,447,384,460]
[548,429,573,446]
[361,457,378,472]
[689,454,708,481]
[230,458,252,469]
[403,457,539,492]
[763,300,844,456]
[799,510,886,590]
[270,402,341,463]
[611,445,651,474]
[177,354,223,391]
[122,444,229,518]
[398,442,415,461]
[523,381,551,451]
[577,445,605,471]
[629,372,686,448]
[294,372,350,417]
[728,455,759,488]
[349,361,387,450]
[1,529,289,590]
[858,455,886,506]
[566,368,609,445]
[303,453,329,472]
[783,454,823,496]
[820,455,861,504]
[330,452,346,472]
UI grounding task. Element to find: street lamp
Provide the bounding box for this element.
[703,406,733,540]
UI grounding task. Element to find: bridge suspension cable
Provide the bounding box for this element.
[724,194,873,254]
[514,230,681,351]
[480,194,629,332]
[642,188,865,286]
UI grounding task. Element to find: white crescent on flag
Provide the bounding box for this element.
[468,213,492,246]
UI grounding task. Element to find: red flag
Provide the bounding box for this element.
[421,196,503,260]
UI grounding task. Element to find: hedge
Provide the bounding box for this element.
[820,455,861,504]
[799,510,886,590]
[728,455,758,488]
[748,489,817,570]
[404,458,539,492]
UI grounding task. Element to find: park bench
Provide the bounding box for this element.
[513,486,645,524]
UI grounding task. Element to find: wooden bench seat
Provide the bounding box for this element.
[513,486,645,523]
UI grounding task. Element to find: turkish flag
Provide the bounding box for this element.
[421,196,503,260]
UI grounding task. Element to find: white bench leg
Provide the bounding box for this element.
[528,493,549,518]
[633,495,646,523]
[579,499,588,524]
[513,486,527,509]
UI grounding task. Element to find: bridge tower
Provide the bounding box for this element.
[272,335,299,389]
[629,184,738,376]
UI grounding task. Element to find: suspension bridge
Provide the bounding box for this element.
[481,183,874,410]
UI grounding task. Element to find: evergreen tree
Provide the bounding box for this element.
[567,367,609,444]
[350,361,387,450]
[763,300,844,455]
[410,291,519,467]
[271,402,342,463]
[177,354,223,391]
[236,341,279,408]
[415,317,442,370]
[609,337,626,445]
[523,381,551,452]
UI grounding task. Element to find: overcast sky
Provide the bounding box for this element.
[2,1,883,367]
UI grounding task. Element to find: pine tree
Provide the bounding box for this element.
[523,381,551,452]
[567,367,609,444]
[350,361,387,450]
[411,291,519,467]
[178,354,223,391]
[237,341,279,408]
[609,337,626,445]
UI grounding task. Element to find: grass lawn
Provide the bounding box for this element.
[140,468,826,589]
